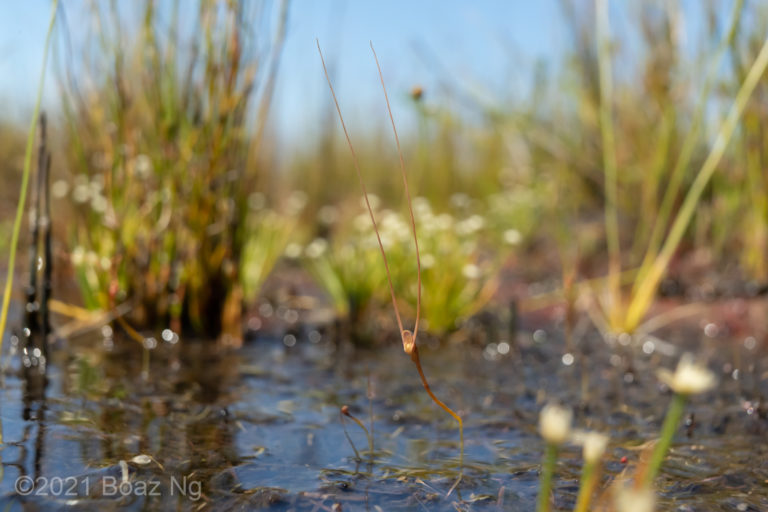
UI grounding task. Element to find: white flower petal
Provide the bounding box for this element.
[539,404,572,445]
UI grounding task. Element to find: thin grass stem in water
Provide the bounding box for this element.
[341,405,374,461]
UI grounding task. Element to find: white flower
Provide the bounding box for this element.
[435,213,453,231]
[134,154,152,178]
[305,238,328,259]
[456,214,485,235]
[380,210,409,240]
[503,229,522,245]
[379,233,394,250]
[91,194,108,213]
[318,205,338,225]
[51,180,69,199]
[657,354,716,395]
[360,193,380,210]
[539,404,572,445]
[71,246,85,266]
[450,193,470,209]
[72,184,90,204]
[462,263,481,279]
[572,430,609,463]
[286,191,307,215]
[89,178,104,193]
[421,253,435,269]
[413,196,431,217]
[284,243,302,259]
[353,214,371,232]
[614,485,655,512]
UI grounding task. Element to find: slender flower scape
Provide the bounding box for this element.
[317,40,465,469]
[657,353,716,395]
[537,404,572,512]
[643,354,717,488]
[572,429,609,512]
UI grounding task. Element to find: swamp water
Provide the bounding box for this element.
[0,319,766,511]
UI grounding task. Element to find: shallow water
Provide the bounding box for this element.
[0,324,767,511]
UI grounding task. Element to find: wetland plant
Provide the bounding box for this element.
[340,405,373,464]
[318,41,465,466]
[302,203,398,345]
[400,199,500,334]
[640,354,716,487]
[60,0,289,342]
[573,430,609,512]
[0,0,58,366]
[304,198,500,340]
[537,355,716,511]
[537,403,572,512]
[593,0,768,335]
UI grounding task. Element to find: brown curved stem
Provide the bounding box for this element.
[316,40,405,336]
[410,346,464,467]
[370,43,422,340]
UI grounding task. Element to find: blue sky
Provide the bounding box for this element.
[275,1,564,140]
[0,1,563,136]
[0,1,717,145]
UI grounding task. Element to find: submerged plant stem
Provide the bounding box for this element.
[340,408,362,461]
[537,442,558,512]
[643,392,686,486]
[0,0,58,364]
[411,347,464,466]
[342,406,374,459]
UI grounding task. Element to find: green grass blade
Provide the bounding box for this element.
[632,0,744,296]
[596,0,621,326]
[626,33,768,331]
[0,0,59,364]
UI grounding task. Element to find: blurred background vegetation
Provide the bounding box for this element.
[1,0,767,345]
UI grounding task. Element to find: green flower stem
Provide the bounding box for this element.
[574,459,599,512]
[537,442,559,512]
[645,392,686,486]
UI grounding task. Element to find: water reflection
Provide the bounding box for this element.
[0,327,765,510]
